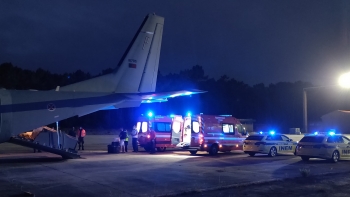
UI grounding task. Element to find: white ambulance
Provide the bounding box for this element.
[177,114,247,155]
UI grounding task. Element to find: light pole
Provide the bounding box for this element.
[303,72,350,133]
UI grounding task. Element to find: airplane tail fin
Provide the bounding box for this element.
[60,14,164,93]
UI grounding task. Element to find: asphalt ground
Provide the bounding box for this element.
[1,135,350,197]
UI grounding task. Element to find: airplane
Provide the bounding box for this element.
[0,13,204,144]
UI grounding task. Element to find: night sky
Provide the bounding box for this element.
[1,1,349,86]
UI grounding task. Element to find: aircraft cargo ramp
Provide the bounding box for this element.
[8,127,80,159]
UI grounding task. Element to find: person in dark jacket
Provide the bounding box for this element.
[149,128,156,154]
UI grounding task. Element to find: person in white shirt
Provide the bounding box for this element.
[131,125,138,152]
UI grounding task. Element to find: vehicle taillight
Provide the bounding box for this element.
[255,142,266,145]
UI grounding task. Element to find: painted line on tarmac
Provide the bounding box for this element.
[155,170,350,197]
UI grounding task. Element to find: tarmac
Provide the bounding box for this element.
[1,135,350,197]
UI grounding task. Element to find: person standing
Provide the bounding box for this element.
[76,127,86,150]
[119,127,126,153]
[149,128,156,154]
[124,129,129,152]
[131,125,138,152]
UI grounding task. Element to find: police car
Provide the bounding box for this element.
[296,132,350,163]
[243,132,297,157]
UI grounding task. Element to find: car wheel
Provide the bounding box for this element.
[157,147,166,152]
[331,151,339,163]
[189,150,198,155]
[248,152,255,157]
[209,144,218,155]
[301,156,310,161]
[268,147,277,157]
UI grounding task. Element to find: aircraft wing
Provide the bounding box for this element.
[139,89,206,103]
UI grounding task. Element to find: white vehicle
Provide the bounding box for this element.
[243,132,298,157]
[296,132,350,163]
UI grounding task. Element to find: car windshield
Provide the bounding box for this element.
[300,136,325,143]
[246,136,264,141]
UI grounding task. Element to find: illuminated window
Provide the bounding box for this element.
[141,122,148,133]
[223,124,234,133]
[172,122,181,133]
[235,124,247,135]
[136,122,141,133]
[153,122,171,132]
[192,121,200,133]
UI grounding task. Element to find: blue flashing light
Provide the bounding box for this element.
[147,111,153,117]
[184,92,192,95]
[314,131,319,135]
[269,130,275,135]
[259,131,263,134]
[187,112,191,117]
[170,114,175,118]
[329,131,335,136]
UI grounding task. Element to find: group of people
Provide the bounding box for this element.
[119,125,156,154]
[69,126,86,151]
[71,125,157,154]
[118,125,139,153]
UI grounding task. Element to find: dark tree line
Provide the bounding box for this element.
[1,62,350,132]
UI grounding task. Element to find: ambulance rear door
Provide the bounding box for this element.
[171,116,182,145]
[190,119,201,147]
[183,117,192,145]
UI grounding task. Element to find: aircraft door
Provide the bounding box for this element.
[171,117,182,145]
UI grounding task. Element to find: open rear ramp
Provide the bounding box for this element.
[8,137,80,159]
[10,127,80,159]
